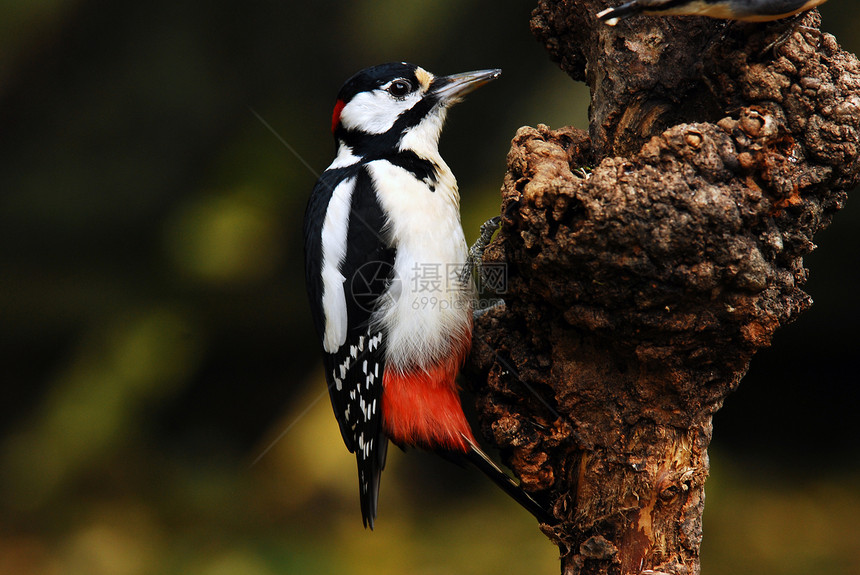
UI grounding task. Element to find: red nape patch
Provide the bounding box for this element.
[331,99,345,133]
[382,359,476,453]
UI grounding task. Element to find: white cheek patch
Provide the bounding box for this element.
[321,177,356,352]
[339,90,423,135]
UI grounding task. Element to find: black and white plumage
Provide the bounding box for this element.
[304,153,394,528]
[303,62,507,529]
[596,0,827,25]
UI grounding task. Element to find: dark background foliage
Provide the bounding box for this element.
[0,1,857,573]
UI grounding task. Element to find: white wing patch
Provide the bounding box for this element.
[321,176,356,353]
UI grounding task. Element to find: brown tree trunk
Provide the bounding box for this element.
[465,2,860,574]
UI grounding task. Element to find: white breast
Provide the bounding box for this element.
[367,159,474,371]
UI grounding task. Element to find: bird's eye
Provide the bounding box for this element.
[387,79,412,98]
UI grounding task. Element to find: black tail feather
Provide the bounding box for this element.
[461,435,556,525]
[596,1,643,24]
[359,435,388,529]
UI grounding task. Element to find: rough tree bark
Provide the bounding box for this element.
[464,2,860,574]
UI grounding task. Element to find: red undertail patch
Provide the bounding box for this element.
[382,361,475,452]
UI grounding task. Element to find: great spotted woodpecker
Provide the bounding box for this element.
[597,0,827,25]
[303,62,551,528]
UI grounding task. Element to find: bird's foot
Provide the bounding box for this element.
[473,299,505,321]
[461,215,501,286]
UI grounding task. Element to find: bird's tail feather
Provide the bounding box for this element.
[461,435,556,524]
[359,435,388,529]
[596,1,643,25]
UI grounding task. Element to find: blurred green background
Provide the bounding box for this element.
[0,1,858,574]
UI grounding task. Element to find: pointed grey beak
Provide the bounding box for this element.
[431,68,502,104]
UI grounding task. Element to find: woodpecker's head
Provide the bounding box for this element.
[330,62,501,159]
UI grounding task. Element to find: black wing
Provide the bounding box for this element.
[303,165,394,528]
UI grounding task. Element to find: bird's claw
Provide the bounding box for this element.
[461,216,501,285]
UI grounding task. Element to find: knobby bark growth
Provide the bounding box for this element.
[464,2,860,574]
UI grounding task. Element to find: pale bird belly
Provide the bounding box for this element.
[366,160,474,371]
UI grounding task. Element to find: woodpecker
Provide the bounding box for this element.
[597,0,827,25]
[303,62,551,529]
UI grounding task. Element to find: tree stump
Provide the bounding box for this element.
[465,2,860,573]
